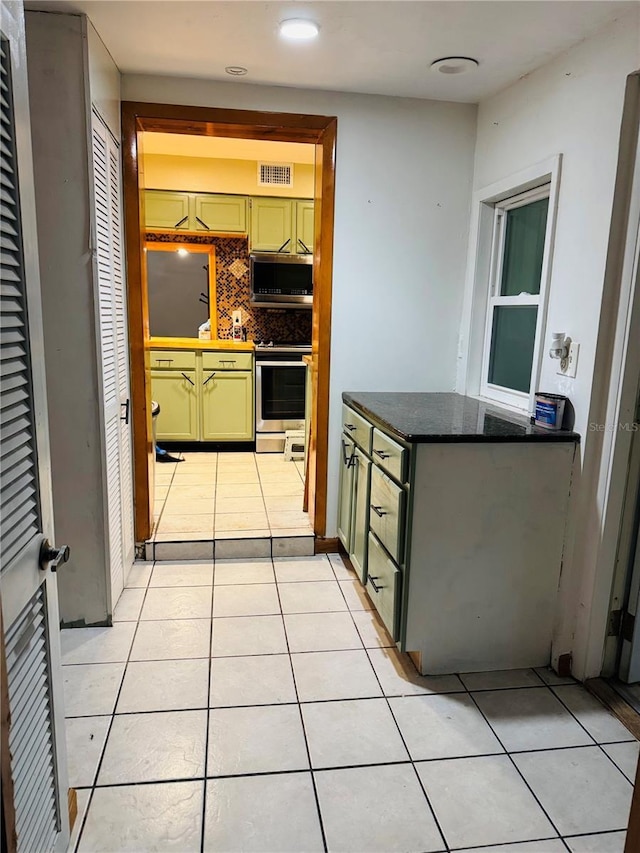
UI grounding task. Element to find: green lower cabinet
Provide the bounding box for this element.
[151,370,198,440]
[337,435,355,550]
[366,532,402,641]
[201,371,253,440]
[349,447,371,583]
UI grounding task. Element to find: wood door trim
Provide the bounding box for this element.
[122,101,336,540]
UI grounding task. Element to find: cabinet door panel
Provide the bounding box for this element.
[250,197,293,252]
[367,532,402,640]
[350,448,371,583]
[145,191,191,230]
[295,200,314,254]
[369,465,404,563]
[194,194,247,233]
[151,370,198,440]
[337,435,356,551]
[202,371,253,440]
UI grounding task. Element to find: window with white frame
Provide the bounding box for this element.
[480,184,551,409]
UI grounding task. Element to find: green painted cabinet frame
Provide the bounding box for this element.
[151,369,199,440]
[201,371,254,441]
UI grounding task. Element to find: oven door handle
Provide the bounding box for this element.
[256,361,307,368]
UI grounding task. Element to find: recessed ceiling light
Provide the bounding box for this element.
[279,18,319,40]
[225,65,248,76]
[430,57,479,75]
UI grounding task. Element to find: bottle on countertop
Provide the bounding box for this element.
[232,310,243,341]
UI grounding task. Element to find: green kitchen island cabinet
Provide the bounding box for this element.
[340,391,580,676]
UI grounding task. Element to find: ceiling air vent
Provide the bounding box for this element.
[258,162,293,187]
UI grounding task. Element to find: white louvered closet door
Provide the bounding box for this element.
[91,111,134,608]
[0,3,69,851]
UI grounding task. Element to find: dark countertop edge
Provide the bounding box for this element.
[343,392,581,444]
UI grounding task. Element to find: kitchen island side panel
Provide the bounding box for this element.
[406,441,576,674]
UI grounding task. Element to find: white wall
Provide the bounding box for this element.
[122,75,478,534]
[458,10,640,678]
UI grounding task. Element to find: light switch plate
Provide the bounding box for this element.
[558,342,579,378]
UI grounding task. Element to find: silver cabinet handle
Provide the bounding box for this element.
[203,372,216,386]
[368,576,385,593]
[344,423,357,432]
[373,449,390,460]
[220,359,236,365]
[156,358,173,365]
[370,505,387,517]
[181,372,195,386]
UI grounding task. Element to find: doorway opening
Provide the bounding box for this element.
[122,103,337,554]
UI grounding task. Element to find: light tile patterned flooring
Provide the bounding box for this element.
[63,554,638,853]
[154,451,310,540]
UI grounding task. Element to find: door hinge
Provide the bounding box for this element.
[608,608,635,641]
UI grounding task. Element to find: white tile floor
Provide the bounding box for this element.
[63,554,637,853]
[151,452,313,561]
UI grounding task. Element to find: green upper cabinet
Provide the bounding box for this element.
[295,200,314,254]
[249,197,293,252]
[145,191,191,230]
[201,371,254,441]
[194,194,247,233]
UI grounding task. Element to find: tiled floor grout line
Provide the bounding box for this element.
[463,686,573,851]
[328,557,453,853]
[199,557,217,853]
[71,568,155,853]
[544,682,639,784]
[273,563,330,853]
[66,555,636,850]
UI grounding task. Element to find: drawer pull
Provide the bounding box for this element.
[373,449,390,460]
[156,358,173,365]
[220,359,236,365]
[181,372,195,386]
[368,575,385,593]
[370,504,387,517]
[341,440,356,468]
[344,423,357,432]
[203,372,217,386]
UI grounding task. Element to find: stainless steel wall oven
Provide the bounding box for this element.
[255,344,311,452]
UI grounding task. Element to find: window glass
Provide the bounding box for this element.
[488,305,538,392]
[500,197,549,297]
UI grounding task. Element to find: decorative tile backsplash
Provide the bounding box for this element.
[146,233,312,343]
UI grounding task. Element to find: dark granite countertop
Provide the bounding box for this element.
[343,392,580,444]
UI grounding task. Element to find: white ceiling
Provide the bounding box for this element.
[27,1,639,103]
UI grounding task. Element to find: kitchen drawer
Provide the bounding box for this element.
[367,532,402,640]
[371,428,408,484]
[202,351,253,371]
[369,464,404,563]
[149,350,196,370]
[342,404,372,454]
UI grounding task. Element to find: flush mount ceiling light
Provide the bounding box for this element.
[225,65,248,76]
[176,248,189,256]
[430,56,479,75]
[279,18,320,40]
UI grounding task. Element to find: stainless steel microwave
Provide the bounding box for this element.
[250,253,313,309]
